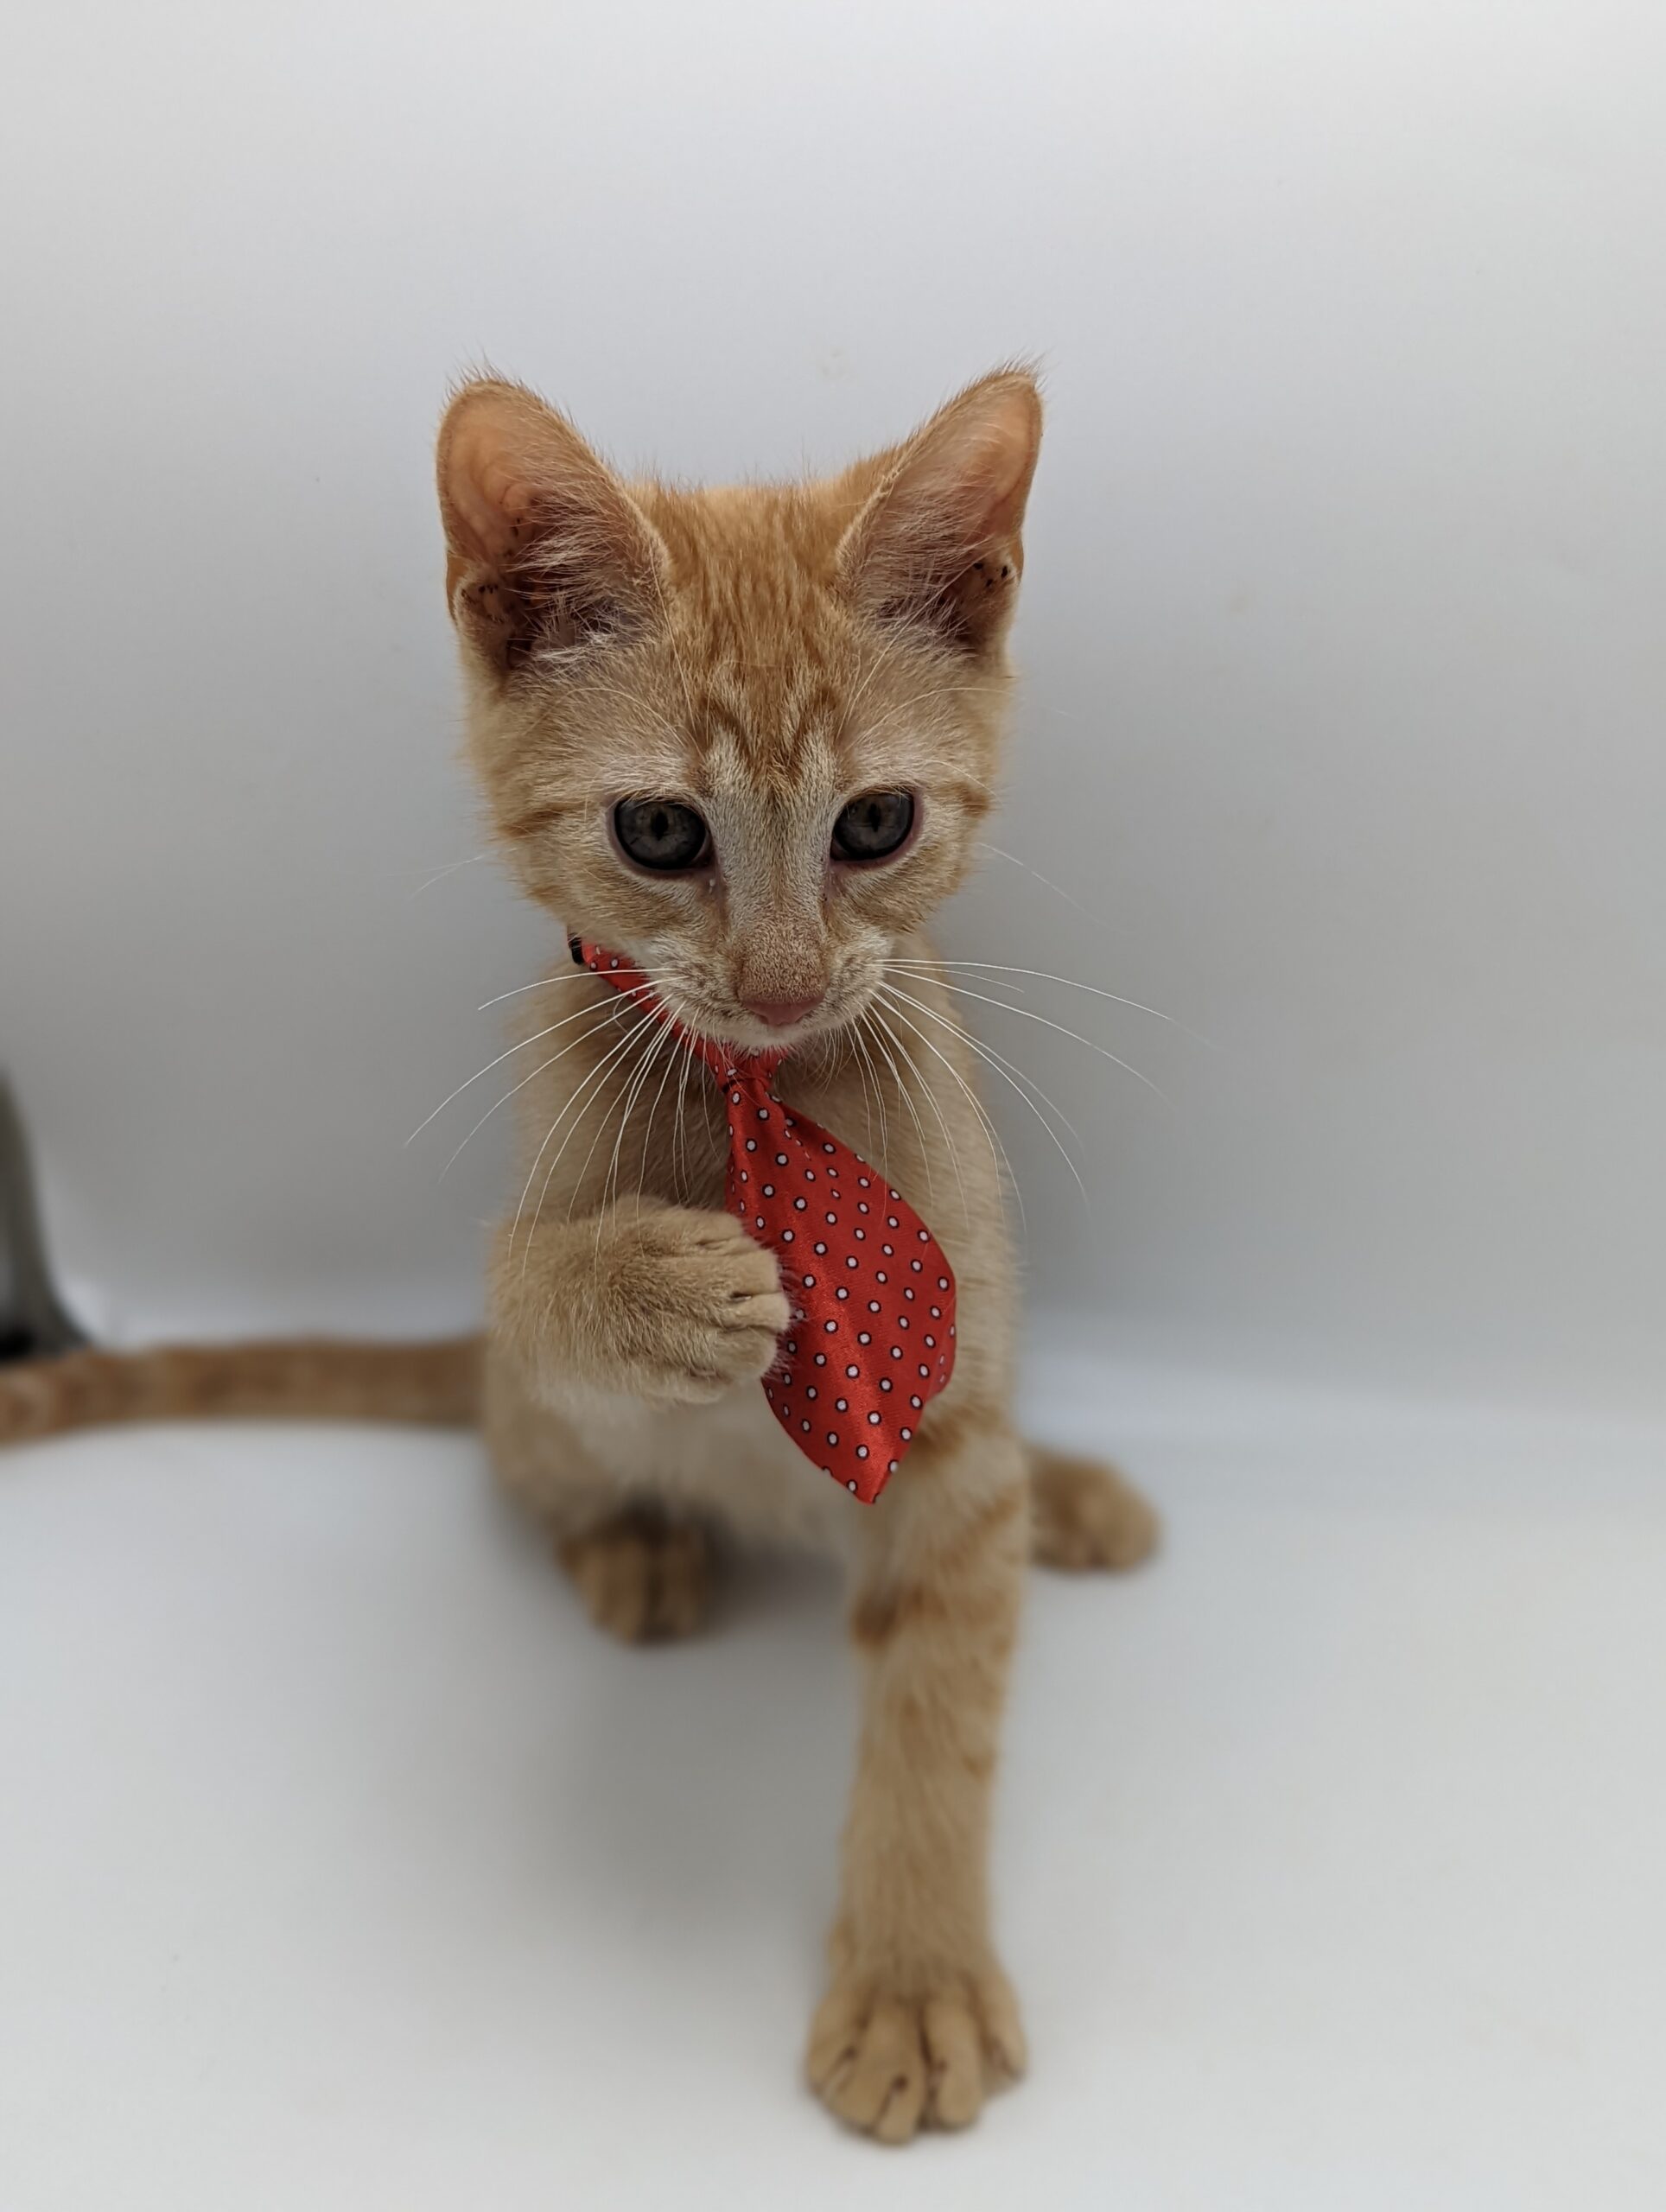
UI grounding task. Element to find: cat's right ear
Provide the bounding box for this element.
[436,380,664,676]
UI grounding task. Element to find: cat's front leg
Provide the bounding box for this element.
[808,1418,1029,2143]
[489,1202,790,1405]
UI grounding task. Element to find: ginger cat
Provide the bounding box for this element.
[0,368,1155,2142]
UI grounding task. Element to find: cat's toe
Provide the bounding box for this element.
[806,1965,1025,2143]
[1028,1443,1159,1571]
[556,1507,714,1642]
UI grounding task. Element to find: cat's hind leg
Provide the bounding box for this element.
[1027,1443,1159,1572]
[556,1504,715,1643]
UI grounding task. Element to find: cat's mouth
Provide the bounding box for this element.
[654,976,875,1058]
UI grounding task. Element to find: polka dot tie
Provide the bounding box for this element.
[576,939,957,1503]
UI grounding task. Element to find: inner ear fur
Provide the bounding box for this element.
[436,378,665,674]
[836,368,1043,654]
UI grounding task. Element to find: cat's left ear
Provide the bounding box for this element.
[837,368,1043,656]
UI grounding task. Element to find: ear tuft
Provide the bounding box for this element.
[436,380,663,675]
[837,369,1043,656]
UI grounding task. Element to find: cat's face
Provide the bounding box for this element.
[436,372,1041,1053]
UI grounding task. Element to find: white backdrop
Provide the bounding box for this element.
[3,0,1663,1414]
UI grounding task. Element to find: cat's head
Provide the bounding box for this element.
[436,369,1041,1052]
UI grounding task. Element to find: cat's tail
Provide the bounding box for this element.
[0,1337,483,1446]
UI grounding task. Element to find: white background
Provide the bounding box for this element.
[3,0,1664,1414]
[5,10,1666,2203]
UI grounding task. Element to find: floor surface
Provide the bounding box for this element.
[2,1355,1663,2209]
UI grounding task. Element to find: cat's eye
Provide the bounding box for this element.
[613,798,710,873]
[832,790,915,863]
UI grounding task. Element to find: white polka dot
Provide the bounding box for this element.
[900,1427,912,1440]
[806,1386,817,1400]
[910,1395,923,1408]
[938,1277,949,1290]
[757,1109,769,1120]
[868,1412,881,1426]
[890,1346,902,1358]
[746,1139,757,1151]
[762,1185,775,1197]
[880,1378,892,1392]
[776,1153,788,1166]
[826,1432,839,1446]
[802,1272,817,1287]
[857,1332,871,1344]
[801,1420,811,1432]
[925,1334,935,1348]
[836,1397,849,1410]
[836,1287,849,1300]
[847,1478,858,1492]
[845,1255,858,1269]
[823,1321,837,1334]
[855,1444,869,1460]
[781,1229,794,1242]
[814,1242,827,1255]
[823,1143,835,1155]
[794,1198,807,1211]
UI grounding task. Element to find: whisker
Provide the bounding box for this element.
[880,980,1088,1145]
[435,1007,622,1177]
[410,851,490,899]
[881,972,1167,1100]
[867,999,969,1223]
[477,972,594,1013]
[595,1018,679,1255]
[859,1008,935,1207]
[972,841,1107,925]
[872,992,1030,1236]
[408,995,610,1142]
[886,958,1212,1046]
[849,1017,890,1173]
[877,982,1084,1201]
[507,1009,655,1267]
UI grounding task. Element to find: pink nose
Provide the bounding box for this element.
[746,996,822,1029]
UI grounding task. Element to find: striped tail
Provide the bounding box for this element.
[0,1336,483,1446]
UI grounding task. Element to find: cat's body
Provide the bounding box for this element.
[0,369,1156,2142]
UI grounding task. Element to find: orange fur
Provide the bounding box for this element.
[0,369,1158,2144]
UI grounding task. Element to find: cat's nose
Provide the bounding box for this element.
[746,995,823,1029]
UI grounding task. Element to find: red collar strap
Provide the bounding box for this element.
[574,937,957,1503]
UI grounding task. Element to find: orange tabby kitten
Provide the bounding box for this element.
[1,369,1155,2141]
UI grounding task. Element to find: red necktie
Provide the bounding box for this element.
[575,939,957,1503]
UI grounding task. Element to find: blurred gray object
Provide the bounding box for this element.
[0,1074,87,1362]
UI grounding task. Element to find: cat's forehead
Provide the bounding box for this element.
[640,480,864,775]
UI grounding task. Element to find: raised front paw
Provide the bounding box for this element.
[603,1207,790,1403]
[806,1962,1027,2144]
